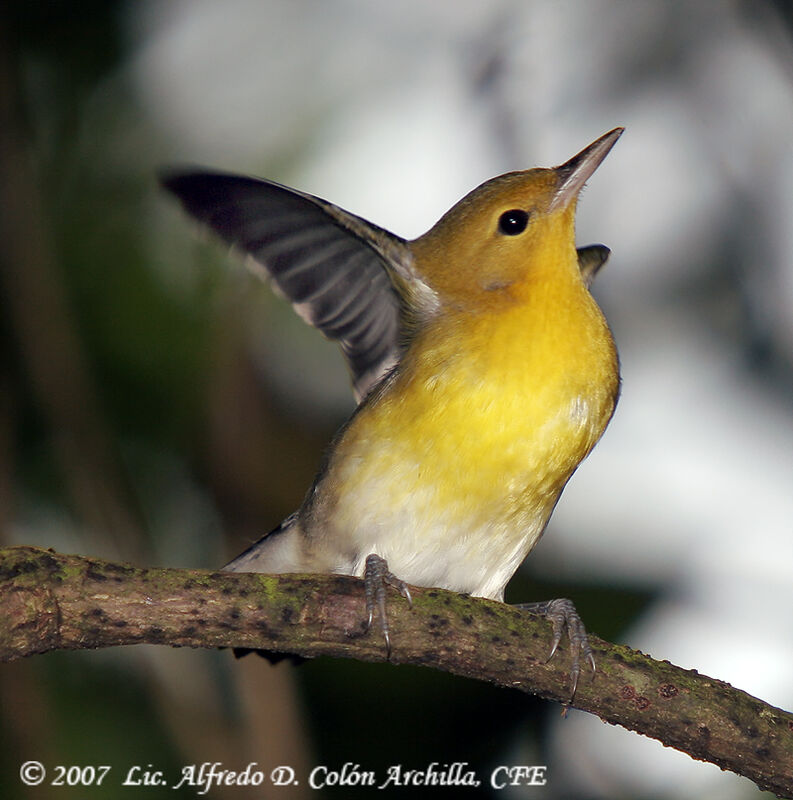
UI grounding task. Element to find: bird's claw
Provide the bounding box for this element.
[363,553,412,658]
[516,597,595,702]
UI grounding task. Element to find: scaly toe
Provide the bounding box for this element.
[363,554,411,656]
[514,597,595,701]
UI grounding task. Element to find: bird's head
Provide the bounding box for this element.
[410,128,623,309]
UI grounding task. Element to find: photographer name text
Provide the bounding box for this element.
[19,760,548,792]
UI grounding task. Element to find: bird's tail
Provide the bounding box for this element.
[223,512,303,574]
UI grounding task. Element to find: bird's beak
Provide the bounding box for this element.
[550,127,624,212]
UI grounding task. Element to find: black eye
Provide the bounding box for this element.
[498,209,530,235]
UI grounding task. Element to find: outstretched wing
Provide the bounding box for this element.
[161,170,415,402]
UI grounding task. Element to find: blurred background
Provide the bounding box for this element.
[2,1,792,798]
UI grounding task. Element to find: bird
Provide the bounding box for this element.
[161,127,623,694]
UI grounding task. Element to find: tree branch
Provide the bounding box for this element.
[2,545,791,797]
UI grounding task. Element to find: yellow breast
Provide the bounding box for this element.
[312,265,619,600]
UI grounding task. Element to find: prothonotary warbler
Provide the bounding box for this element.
[161,127,623,694]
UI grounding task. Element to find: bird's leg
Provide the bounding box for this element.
[362,553,412,657]
[514,597,595,701]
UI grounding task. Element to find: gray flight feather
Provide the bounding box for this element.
[160,170,418,402]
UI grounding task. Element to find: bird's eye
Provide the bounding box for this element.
[498,209,530,235]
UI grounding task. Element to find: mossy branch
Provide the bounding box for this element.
[1,545,791,797]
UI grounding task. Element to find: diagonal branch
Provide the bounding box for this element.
[1,545,791,798]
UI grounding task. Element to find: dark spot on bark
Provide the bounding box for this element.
[755,747,770,760]
[147,627,165,643]
[0,557,37,580]
[85,566,108,582]
[104,561,135,576]
[635,697,651,710]
[461,615,473,625]
[620,685,636,699]
[183,626,197,636]
[221,586,233,595]
[658,683,678,698]
[113,620,127,628]
[184,579,195,590]
[229,608,240,620]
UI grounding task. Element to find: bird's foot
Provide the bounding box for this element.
[362,553,412,657]
[515,597,595,702]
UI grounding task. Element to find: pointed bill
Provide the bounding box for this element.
[550,127,624,211]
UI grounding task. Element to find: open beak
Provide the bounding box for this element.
[550,127,624,211]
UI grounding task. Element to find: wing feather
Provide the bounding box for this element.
[161,170,416,401]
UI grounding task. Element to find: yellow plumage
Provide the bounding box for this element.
[162,127,623,681]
